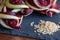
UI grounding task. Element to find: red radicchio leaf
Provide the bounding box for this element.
[38,10,47,14]
[2,19,21,29]
[38,10,54,17]
[21,8,33,16]
[51,4,60,10]
[9,0,24,5]
[36,0,60,17]
[2,10,23,29]
[0,0,25,29]
[34,0,50,7]
[46,11,53,17]
[7,19,21,29]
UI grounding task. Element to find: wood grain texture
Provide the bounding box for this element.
[0,33,39,40]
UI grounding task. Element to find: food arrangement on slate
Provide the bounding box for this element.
[0,0,60,40]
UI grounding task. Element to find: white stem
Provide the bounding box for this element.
[12,9,22,12]
[48,8,60,13]
[16,16,23,26]
[6,0,29,9]
[3,6,7,12]
[0,14,20,19]
[0,0,5,11]
[53,0,57,5]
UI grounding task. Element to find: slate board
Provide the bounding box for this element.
[0,0,60,40]
[0,11,60,40]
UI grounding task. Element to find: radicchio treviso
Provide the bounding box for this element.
[0,0,33,29]
[0,0,60,29]
[25,0,60,17]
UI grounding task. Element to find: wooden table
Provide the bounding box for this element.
[0,33,40,40]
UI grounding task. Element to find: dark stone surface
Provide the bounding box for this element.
[0,11,60,40]
[0,0,60,40]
